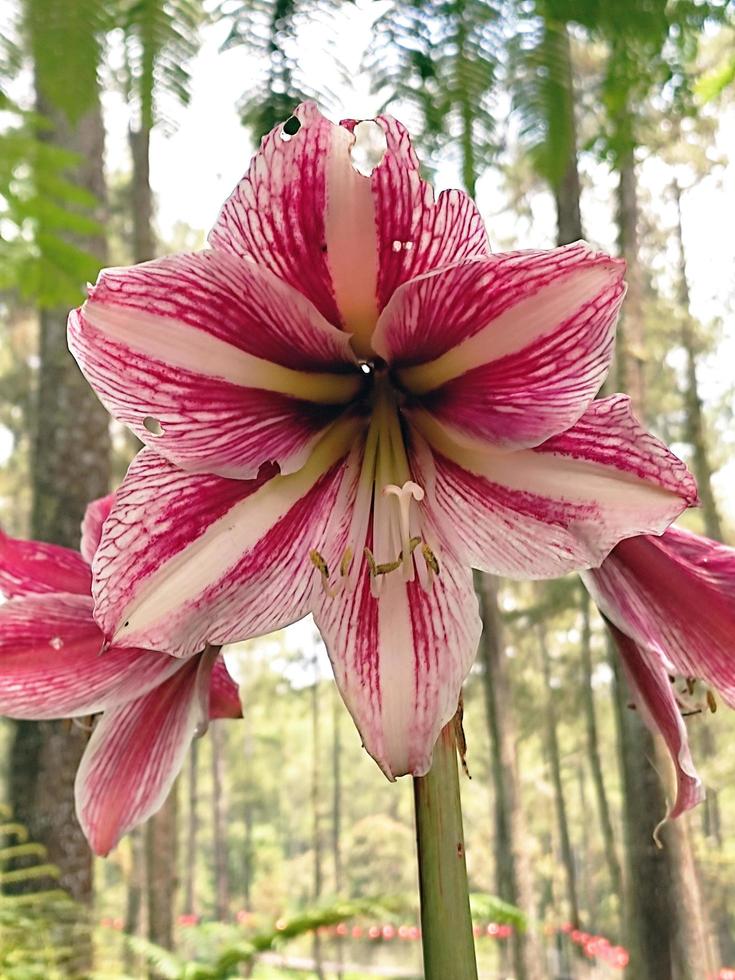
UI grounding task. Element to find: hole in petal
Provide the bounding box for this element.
[350,119,387,177]
[280,115,301,141]
[143,416,165,436]
[49,636,64,650]
[391,239,415,253]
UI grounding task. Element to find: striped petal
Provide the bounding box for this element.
[311,453,481,778]
[69,249,360,479]
[314,550,480,779]
[414,396,697,579]
[92,425,357,658]
[209,658,242,719]
[0,531,91,598]
[80,493,116,564]
[583,528,735,707]
[376,243,625,450]
[0,593,182,719]
[209,102,487,357]
[75,653,210,855]
[608,622,703,820]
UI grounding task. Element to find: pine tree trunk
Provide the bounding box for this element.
[129,123,155,263]
[211,721,230,921]
[146,787,179,965]
[550,22,583,247]
[123,828,145,975]
[537,621,580,930]
[475,573,546,980]
[311,662,325,980]
[9,83,110,945]
[672,179,723,541]
[184,739,199,915]
[612,147,711,980]
[579,589,623,910]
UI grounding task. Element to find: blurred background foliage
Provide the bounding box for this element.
[1,0,735,977]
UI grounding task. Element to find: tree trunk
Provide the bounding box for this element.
[537,621,580,930]
[550,22,584,246]
[146,787,179,963]
[612,145,711,980]
[311,660,325,980]
[579,588,623,912]
[123,828,145,961]
[615,152,646,414]
[129,123,155,262]
[475,573,545,980]
[672,179,723,541]
[211,721,230,921]
[10,82,110,929]
[184,739,199,915]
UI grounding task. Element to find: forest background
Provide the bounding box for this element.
[1,0,735,978]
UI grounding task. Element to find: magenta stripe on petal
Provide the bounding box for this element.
[364,114,489,308]
[92,447,347,658]
[70,311,344,479]
[609,622,703,820]
[75,657,202,855]
[415,397,697,580]
[209,658,242,719]
[209,103,343,327]
[0,593,183,719]
[80,493,116,565]
[584,527,735,708]
[0,531,91,598]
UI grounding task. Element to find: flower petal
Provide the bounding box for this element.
[0,593,182,718]
[80,493,116,565]
[413,396,697,579]
[583,528,735,707]
[75,656,204,855]
[375,244,625,450]
[311,452,481,778]
[69,249,360,479]
[608,621,703,820]
[314,551,480,779]
[0,531,91,598]
[93,425,357,658]
[209,102,488,356]
[209,658,242,719]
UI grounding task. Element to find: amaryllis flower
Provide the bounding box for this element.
[582,526,735,818]
[0,496,241,856]
[68,102,696,779]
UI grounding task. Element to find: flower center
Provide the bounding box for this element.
[310,372,438,598]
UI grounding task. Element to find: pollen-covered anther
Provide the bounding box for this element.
[310,549,335,596]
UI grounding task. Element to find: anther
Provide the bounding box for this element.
[421,543,440,575]
[310,549,335,596]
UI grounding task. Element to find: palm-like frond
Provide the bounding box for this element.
[219,0,350,142]
[367,0,504,190]
[120,0,204,131]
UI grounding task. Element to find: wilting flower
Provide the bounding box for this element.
[68,102,696,779]
[582,526,735,817]
[0,496,241,855]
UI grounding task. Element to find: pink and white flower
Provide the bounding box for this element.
[583,526,735,817]
[68,103,697,779]
[0,497,241,856]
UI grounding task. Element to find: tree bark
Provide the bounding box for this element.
[146,787,179,962]
[184,739,199,916]
[211,721,230,921]
[537,621,580,930]
[579,589,623,910]
[129,123,155,263]
[311,659,325,980]
[10,81,110,926]
[672,179,723,541]
[475,573,545,980]
[612,143,711,980]
[551,23,584,246]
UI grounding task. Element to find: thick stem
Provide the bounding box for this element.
[413,722,478,980]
